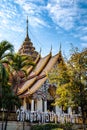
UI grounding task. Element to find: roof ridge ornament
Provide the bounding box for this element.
[39,47,42,56]
[25,16,30,41]
[26,16,29,37]
[50,44,52,54]
[59,42,62,53]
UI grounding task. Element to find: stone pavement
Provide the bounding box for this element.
[0,121,31,130]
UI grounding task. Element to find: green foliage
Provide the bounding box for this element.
[1,84,21,109]
[52,128,63,130]
[9,53,34,73]
[48,59,71,109]
[0,40,14,61]
[7,53,35,93]
[0,40,21,109]
[31,123,73,130]
[48,47,87,122]
[0,63,9,85]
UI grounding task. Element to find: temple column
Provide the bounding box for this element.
[23,97,27,109]
[44,100,47,112]
[55,106,62,114]
[37,99,42,112]
[68,107,72,115]
[31,99,34,111]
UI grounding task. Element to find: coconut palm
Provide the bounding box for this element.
[0,40,14,62]
[0,40,13,96]
[0,40,14,130]
[0,40,14,102]
[8,53,34,93]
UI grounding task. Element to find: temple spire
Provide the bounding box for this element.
[40,47,42,55]
[26,16,29,38]
[59,43,61,53]
[50,44,52,54]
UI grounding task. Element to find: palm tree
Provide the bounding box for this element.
[0,40,14,61]
[0,40,14,96]
[8,53,34,93]
[0,40,14,100]
[0,40,14,130]
[2,83,21,130]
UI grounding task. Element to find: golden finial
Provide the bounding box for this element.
[50,44,52,54]
[26,16,29,37]
[59,43,62,53]
[40,47,42,56]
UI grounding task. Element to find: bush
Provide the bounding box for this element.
[31,123,72,130]
[63,123,73,130]
[52,128,63,130]
[31,123,60,130]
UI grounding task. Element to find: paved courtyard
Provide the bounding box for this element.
[0,121,31,130]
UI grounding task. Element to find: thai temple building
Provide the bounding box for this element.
[17,17,64,114]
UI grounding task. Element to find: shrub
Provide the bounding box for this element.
[31,123,72,130]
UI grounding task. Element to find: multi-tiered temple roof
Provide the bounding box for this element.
[17,52,63,98]
[18,17,38,60]
[17,17,63,99]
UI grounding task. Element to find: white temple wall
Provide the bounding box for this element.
[55,105,62,114]
[36,99,42,112]
[68,107,72,115]
[31,99,34,111]
[44,100,47,112]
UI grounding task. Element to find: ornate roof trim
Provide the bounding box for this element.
[18,53,60,97]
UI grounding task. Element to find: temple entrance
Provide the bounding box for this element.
[27,103,31,110]
[47,100,55,112]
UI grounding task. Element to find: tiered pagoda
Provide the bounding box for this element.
[18,17,39,60]
[17,17,64,114]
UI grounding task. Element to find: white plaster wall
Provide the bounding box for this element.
[37,99,42,112]
[55,106,62,114]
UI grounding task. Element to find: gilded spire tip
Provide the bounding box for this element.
[26,16,29,37]
[59,43,62,53]
[40,47,42,55]
[50,44,52,53]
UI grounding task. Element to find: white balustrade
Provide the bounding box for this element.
[16,107,82,124]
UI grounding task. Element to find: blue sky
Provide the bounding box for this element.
[0,0,87,57]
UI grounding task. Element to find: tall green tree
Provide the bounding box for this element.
[68,48,87,129]
[0,40,14,100]
[48,48,87,130]
[0,40,14,130]
[0,40,13,62]
[2,83,21,130]
[8,53,34,93]
[0,40,14,94]
[48,57,71,111]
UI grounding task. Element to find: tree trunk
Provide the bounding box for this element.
[82,116,86,130]
[4,110,10,130]
[2,109,5,130]
[81,107,86,130]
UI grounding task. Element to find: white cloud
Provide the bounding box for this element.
[14,0,25,5]
[81,36,87,41]
[29,17,47,27]
[46,0,77,30]
[82,27,87,32]
[10,26,24,32]
[0,33,2,38]
[14,0,48,28]
[81,43,87,47]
